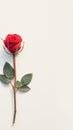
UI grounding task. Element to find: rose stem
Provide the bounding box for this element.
[10,82,14,90]
[13,54,17,124]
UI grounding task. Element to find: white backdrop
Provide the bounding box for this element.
[0,0,73,130]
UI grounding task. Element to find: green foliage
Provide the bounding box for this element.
[18,85,31,92]
[0,62,33,93]
[3,62,14,80]
[0,62,14,85]
[16,80,31,93]
[16,74,33,93]
[21,73,33,85]
[0,75,10,84]
[16,81,22,88]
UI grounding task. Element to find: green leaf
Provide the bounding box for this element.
[21,73,33,85]
[18,85,31,92]
[3,62,14,80]
[0,75,10,84]
[16,81,22,88]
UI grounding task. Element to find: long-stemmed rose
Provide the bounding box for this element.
[0,34,33,125]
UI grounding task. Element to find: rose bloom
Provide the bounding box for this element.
[4,34,22,53]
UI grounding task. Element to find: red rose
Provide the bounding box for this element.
[4,34,22,53]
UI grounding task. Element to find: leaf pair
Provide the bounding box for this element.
[0,60,33,124]
[0,62,33,93]
[16,74,33,92]
[0,62,14,84]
